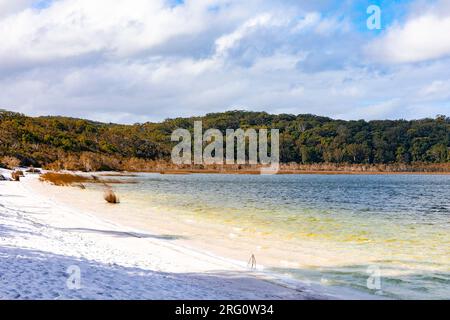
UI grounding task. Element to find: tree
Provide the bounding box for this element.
[0,110,448,169]
[396,146,410,163]
[427,144,448,163]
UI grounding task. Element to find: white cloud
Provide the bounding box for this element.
[214,13,275,57]
[419,80,450,100]
[0,0,215,66]
[0,0,448,123]
[366,0,450,63]
[291,12,320,33]
[338,99,401,120]
[0,0,34,18]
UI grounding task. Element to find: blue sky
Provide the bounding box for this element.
[0,0,449,123]
[32,0,54,9]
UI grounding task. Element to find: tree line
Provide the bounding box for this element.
[0,110,448,170]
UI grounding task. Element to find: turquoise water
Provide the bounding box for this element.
[108,174,450,299]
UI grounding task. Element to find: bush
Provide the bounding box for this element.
[2,156,21,169]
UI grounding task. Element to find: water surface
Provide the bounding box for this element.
[101,174,450,299]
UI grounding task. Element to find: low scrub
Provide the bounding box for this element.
[1,156,21,169]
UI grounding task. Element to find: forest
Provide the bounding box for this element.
[0,109,448,172]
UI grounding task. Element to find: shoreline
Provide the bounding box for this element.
[154,169,450,175]
[27,171,391,300]
[36,170,448,300]
[0,171,340,300]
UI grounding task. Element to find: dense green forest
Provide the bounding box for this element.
[0,109,448,171]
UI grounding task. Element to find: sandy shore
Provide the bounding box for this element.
[0,170,332,300]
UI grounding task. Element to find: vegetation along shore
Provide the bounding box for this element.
[0,110,448,173]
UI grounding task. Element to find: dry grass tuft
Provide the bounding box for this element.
[104,189,120,204]
[11,171,22,181]
[40,172,136,186]
[40,172,96,186]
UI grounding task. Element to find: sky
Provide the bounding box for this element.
[0,0,449,123]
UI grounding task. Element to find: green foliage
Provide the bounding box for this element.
[0,110,448,167]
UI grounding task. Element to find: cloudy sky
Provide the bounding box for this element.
[0,0,449,123]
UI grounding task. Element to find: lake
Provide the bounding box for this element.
[101,173,450,299]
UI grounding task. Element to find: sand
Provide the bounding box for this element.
[0,170,331,300]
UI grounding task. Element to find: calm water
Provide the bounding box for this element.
[108,174,450,299]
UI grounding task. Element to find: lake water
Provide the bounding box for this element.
[104,173,450,299]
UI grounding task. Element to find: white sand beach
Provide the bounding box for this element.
[0,170,333,300]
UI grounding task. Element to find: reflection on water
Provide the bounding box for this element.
[98,174,450,299]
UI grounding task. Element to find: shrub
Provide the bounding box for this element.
[2,156,21,169]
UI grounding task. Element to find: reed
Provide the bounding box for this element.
[44,154,450,174]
